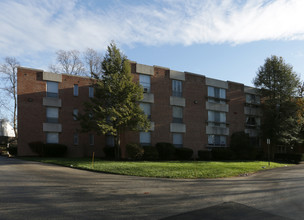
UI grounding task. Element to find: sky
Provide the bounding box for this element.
[1,0,304,118]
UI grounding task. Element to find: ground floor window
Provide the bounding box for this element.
[73,133,79,145]
[89,134,94,146]
[106,135,115,147]
[46,132,59,144]
[208,135,226,146]
[140,132,151,146]
[173,133,183,148]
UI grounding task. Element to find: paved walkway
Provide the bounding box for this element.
[0,157,303,219]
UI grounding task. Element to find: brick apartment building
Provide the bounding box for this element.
[17,62,261,158]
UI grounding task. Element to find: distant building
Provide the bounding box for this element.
[0,119,15,146]
[17,63,261,158]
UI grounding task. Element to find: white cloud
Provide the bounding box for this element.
[0,0,304,57]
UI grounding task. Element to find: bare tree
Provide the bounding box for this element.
[50,50,85,75]
[83,48,103,78]
[0,57,19,138]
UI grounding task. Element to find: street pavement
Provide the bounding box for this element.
[0,156,303,219]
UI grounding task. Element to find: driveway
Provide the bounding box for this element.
[0,156,303,219]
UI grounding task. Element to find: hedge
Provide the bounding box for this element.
[126,143,144,160]
[103,146,115,159]
[28,142,67,157]
[155,142,176,160]
[175,147,193,160]
[274,153,304,164]
[198,150,212,161]
[142,146,159,160]
[212,147,236,160]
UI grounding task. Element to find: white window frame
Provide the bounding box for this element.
[172,80,182,97]
[46,132,59,144]
[89,86,94,98]
[139,74,151,93]
[73,133,79,145]
[208,111,226,127]
[140,132,151,146]
[89,134,94,146]
[172,106,183,123]
[208,135,226,146]
[173,133,183,148]
[46,107,59,123]
[139,103,151,119]
[46,81,58,98]
[74,84,79,96]
[73,109,78,121]
[208,86,226,103]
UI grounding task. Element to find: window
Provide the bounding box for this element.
[140,132,151,146]
[73,133,79,145]
[73,109,78,121]
[246,116,260,127]
[208,86,226,103]
[246,94,260,104]
[139,103,151,119]
[172,80,182,97]
[173,133,183,148]
[89,134,94,146]
[46,132,59,144]
[208,135,226,146]
[208,111,226,127]
[139,74,151,92]
[46,81,58,98]
[46,107,59,123]
[89,86,94,98]
[74,84,78,96]
[172,106,183,123]
[106,135,115,147]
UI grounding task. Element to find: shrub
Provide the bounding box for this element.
[198,150,212,161]
[230,132,256,160]
[212,147,236,160]
[28,141,45,156]
[44,144,67,157]
[8,144,17,156]
[28,142,67,157]
[155,142,176,160]
[103,146,115,159]
[274,153,304,164]
[142,146,159,160]
[175,147,193,160]
[126,143,144,160]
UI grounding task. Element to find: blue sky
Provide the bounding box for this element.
[1,0,304,90]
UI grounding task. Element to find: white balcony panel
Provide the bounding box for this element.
[206,78,228,89]
[136,64,154,76]
[244,107,262,116]
[43,123,62,132]
[43,72,62,82]
[206,126,229,136]
[170,96,186,107]
[43,97,62,107]
[206,102,229,112]
[170,123,186,133]
[142,93,154,103]
[170,70,185,81]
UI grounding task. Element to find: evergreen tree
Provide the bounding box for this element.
[79,43,150,159]
[253,55,303,152]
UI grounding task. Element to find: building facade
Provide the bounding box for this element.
[17,62,261,158]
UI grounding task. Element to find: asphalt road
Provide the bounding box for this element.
[0,157,303,220]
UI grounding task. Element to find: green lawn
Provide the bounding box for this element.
[21,157,290,179]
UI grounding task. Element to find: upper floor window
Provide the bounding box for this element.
[139,74,151,93]
[172,106,183,123]
[89,86,94,98]
[208,111,226,127]
[46,107,59,123]
[208,135,226,146]
[73,109,78,121]
[208,86,226,103]
[173,133,183,148]
[46,132,59,144]
[73,133,79,145]
[89,134,94,146]
[246,94,260,104]
[172,80,182,97]
[74,84,79,96]
[140,103,151,120]
[46,81,58,98]
[246,116,260,128]
[140,131,151,146]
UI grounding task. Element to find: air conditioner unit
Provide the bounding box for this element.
[143,88,148,93]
